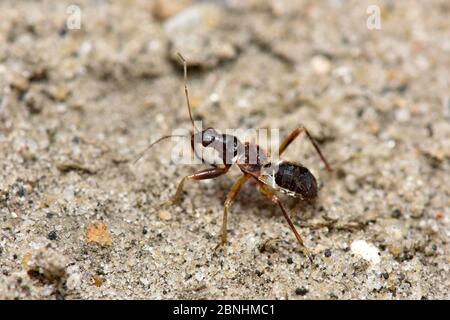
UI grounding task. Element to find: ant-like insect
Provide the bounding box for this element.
[136,53,332,261]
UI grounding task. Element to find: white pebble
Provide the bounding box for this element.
[351,240,381,264]
[395,108,410,122]
[64,186,75,202]
[195,271,204,281]
[311,55,331,75]
[333,66,353,84]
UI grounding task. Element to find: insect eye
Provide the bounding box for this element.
[206,133,215,142]
[202,129,216,146]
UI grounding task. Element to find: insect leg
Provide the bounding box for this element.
[166,165,231,205]
[218,174,252,246]
[279,126,332,172]
[258,183,313,262]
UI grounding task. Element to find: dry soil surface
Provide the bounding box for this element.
[0,0,449,299]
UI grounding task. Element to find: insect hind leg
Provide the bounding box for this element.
[258,183,313,262]
[279,126,332,172]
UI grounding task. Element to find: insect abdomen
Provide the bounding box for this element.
[274,162,318,199]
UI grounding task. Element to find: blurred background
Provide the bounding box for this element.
[0,0,448,299]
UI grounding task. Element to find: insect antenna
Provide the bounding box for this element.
[133,134,188,164]
[177,53,200,133]
[134,54,198,165]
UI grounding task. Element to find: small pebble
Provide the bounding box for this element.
[164,3,237,68]
[295,287,308,296]
[9,72,29,92]
[391,208,402,219]
[17,185,26,197]
[46,85,69,102]
[93,275,103,287]
[86,223,112,247]
[48,230,58,241]
[153,0,192,20]
[63,186,75,202]
[159,210,172,221]
[395,108,411,122]
[55,292,65,300]
[344,175,358,193]
[194,271,204,281]
[351,240,381,264]
[24,90,44,114]
[324,249,332,258]
[310,55,331,75]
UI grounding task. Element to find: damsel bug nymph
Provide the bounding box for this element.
[136,53,332,261]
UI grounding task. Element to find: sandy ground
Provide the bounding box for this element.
[0,0,449,299]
